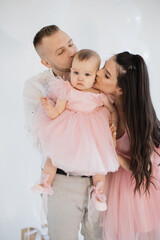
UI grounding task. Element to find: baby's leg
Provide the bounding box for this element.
[91,174,107,211]
[42,157,57,185]
[32,157,56,195]
[92,174,105,194]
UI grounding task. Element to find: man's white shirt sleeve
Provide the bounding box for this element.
[23,68,55,135]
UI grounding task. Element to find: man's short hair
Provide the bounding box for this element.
[33,25,60,48]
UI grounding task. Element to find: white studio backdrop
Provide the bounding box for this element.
[0,0,160,239]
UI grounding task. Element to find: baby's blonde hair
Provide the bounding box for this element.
[74,49,101,70]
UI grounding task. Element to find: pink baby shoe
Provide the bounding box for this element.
[90,181,107,211]
[31,174,53,195]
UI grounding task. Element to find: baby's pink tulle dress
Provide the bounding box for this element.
[32,79,119,176]
[101,131,160,240]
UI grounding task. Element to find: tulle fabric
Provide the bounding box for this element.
[101,132,160,240]
[47,78,71,101]
[32,79,119,176]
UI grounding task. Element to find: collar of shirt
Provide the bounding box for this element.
[49,68,70,81]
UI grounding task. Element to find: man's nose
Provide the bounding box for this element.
[68,47,77,58]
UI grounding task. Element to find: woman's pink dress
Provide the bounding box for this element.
[32,79,119,176]
[101,131,160,240]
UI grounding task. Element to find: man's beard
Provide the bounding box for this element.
[51,62,71,73]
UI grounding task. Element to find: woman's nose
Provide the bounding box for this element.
[96,70,100,77]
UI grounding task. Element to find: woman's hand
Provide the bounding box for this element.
[109,122,117,148]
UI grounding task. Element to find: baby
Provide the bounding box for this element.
[32,49,119,211]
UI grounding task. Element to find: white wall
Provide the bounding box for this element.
[0,0,160,239]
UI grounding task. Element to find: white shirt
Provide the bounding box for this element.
[23,68,62,151]
[23,68,61,164]
[23,68,57,133]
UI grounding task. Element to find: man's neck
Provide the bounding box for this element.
[51,68,70,81]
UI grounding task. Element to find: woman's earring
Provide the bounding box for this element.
[117,91,122,96]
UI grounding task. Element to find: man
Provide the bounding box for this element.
[23,25,102,240]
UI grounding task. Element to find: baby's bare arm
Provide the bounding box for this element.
[41,97,67,119]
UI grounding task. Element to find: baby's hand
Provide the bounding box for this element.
[40,97,52,110]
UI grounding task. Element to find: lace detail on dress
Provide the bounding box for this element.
[47,78,71,101]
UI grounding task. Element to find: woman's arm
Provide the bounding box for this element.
[41,97,67,119]
[102,95,118,128]
[110,121,131,172]
[117,154,131,172]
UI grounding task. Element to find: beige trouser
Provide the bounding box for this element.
[47,174,102,240]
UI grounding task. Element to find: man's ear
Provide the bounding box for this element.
[41,59,52,68]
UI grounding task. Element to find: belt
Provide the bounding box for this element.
[57,168,91,178]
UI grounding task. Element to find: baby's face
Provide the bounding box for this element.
[70,57,99,90]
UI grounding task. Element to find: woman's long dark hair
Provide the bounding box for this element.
[115,51,160,192]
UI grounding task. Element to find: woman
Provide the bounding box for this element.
[94,51,160,240]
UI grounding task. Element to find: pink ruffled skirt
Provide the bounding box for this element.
[32,104,119,176]
[101,149,160,240]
